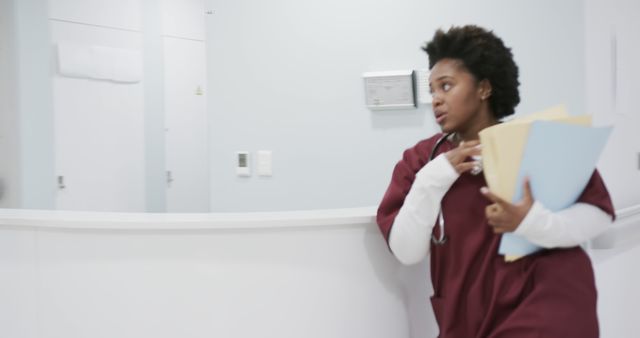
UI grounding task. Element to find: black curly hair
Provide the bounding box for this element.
[423,25,520,119]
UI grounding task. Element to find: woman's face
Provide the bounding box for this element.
[429,58,490,135]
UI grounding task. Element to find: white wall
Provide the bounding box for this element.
[6,0,139,211]
[49,0,146,212]
[0,0,21,208]
[142,0,168,212]
[143,0,210,213]
[586,1,640,337]
[592,217,640,338]
[48,0,142,31]
[6,0,209,212]
[585,0,640,209]
[205,0,587,212]
[15,0,56,209]
[596,247,640,337]
[161,0,210,212]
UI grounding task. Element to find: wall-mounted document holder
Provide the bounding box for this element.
[363,70,416,110]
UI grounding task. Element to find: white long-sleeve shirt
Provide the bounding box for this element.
[389,153,613,265]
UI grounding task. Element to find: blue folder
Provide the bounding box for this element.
[498,121,613,257]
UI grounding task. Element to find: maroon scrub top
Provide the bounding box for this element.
[377,134,615,338]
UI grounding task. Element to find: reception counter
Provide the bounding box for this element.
[1,205,638,338]
[0,207,436,338]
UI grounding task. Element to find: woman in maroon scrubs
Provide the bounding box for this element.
[377,25,615,338]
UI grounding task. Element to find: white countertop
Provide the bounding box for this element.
[0,205,638,249]
[0,207,378,230]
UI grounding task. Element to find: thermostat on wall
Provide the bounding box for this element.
[236,151,250,176]
[363,70,416,110]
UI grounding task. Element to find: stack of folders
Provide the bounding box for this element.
[478,105,613,262]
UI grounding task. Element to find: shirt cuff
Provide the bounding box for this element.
[414,153,459,189]
[514,200,549,240]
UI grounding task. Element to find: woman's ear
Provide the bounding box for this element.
[479,79,492,100]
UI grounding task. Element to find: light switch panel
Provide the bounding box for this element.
[257,150,272,177]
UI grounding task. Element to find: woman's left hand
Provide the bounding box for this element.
[480,178,534,233]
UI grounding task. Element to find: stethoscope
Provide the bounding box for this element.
[428,133,482,245]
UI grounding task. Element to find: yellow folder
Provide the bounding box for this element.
[478,105,591,202]
[478,105,594,262]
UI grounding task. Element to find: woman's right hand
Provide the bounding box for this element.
[445,140,482,174]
